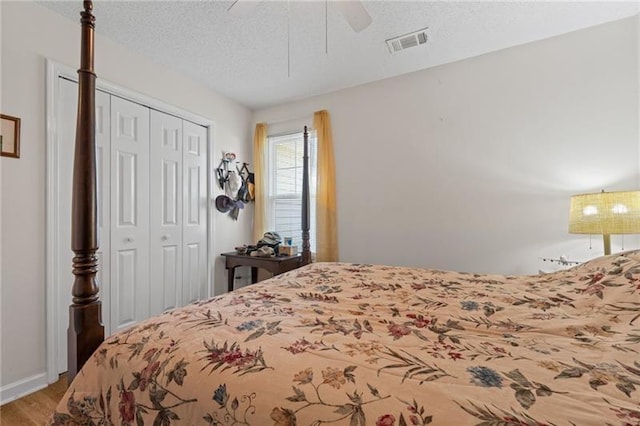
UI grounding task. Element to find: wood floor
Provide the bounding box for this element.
[0,375,67,425]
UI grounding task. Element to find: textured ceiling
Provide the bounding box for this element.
[40,1,639,110]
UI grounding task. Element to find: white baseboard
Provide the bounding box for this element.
[0,373,48,406]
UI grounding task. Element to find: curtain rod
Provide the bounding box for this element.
[268,128,315,139]
[257,113,314,126]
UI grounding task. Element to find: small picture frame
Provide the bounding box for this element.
[1,114,21,158]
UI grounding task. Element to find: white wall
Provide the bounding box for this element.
[254,15,640,275]
[0,1,252,391]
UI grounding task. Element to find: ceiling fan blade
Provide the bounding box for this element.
[228,0,262,17]
[335,1,372,33]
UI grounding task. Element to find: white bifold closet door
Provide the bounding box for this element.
[96,90,112,333]
[150,111,184,316]
[53,78,209,375]
[56,79,113,373]
[110,96,151,334]
[182,121,208,304]
[149,113,208,313]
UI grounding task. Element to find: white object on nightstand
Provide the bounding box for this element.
[538,255,580,274]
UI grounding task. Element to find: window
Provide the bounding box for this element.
[266,130,317,252]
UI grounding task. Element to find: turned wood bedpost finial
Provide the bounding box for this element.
[68,0,104,383]
[301,126,312,265]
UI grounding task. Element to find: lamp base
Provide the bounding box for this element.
[603,234,611,256]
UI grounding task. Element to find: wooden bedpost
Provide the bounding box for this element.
[68,0,104,382]
[301,126,311,265]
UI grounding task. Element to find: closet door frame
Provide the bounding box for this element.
[45,60,215,384]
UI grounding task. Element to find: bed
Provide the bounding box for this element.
[51,253,640,424]
[50,2,640,425]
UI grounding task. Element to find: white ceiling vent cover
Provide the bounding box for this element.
[386,28,428,54]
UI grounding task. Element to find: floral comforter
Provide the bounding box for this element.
[50,253,640,425]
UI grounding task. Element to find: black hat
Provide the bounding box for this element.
[215,195,235,213]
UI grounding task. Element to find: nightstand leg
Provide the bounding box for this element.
[227,267,235,292]
[251,267,258,284]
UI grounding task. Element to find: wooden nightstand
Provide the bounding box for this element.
[221,252,302,292]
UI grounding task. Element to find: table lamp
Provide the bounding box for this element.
[568,190,640,255]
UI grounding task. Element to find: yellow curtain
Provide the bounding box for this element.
[252,123,268,243]
[313,110,339,262]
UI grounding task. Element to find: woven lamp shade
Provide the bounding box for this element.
[569,190,640,235]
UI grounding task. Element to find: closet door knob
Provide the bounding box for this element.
[124,237,134,243]
[161,235,170,241]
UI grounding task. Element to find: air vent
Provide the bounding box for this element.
[386,28,428,54]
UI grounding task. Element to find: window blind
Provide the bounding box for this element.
[267,131,317,251]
